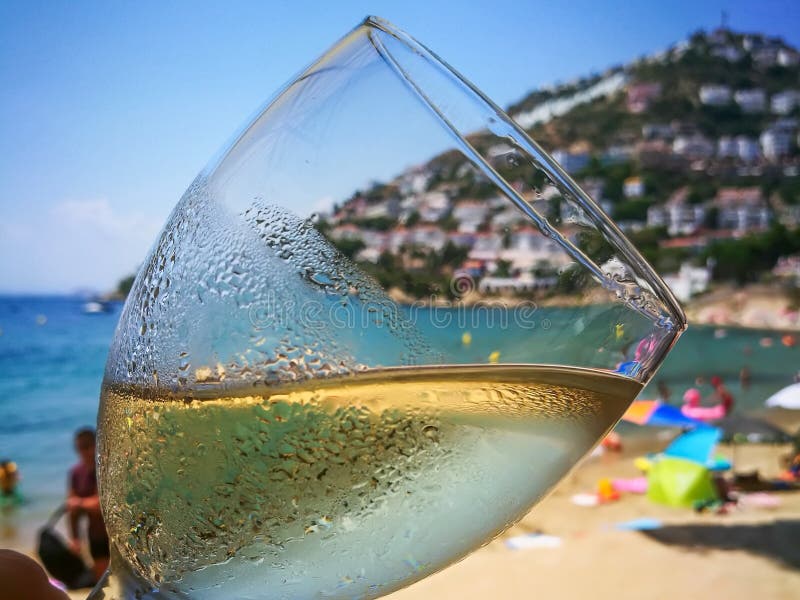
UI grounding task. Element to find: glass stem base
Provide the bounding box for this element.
[87,547,182,600]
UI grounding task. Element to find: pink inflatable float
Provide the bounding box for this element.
[680,388,726,422]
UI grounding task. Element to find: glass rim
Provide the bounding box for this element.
[362,15,687,336]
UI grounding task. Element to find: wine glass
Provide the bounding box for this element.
[89,16,685,599]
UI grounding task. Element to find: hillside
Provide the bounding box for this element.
[321,28,800,303]
[518,31,799,145]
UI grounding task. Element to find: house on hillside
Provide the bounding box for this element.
[771,199,800,229]
[417,191,451,222]
[717,136,738,158]
[736,136,761,162]
[452,200,489,233]
[760,124,795,162]
[492,207,523,229]
[742,36,759,51]
[711,45,743,62]
[642,123,674,140]
[760,128,793,161]
[771,90,800,115]
[551,149,590,174]
[455,259,487,279]
[360,230,387,249]
[479,273,557,294]
[673,134,714,159]
[408,225,447,251]
[386,228,410,253]
[338,196,369,220]
[398,168,431,196]
[447,231,476,248]
[330,224,362,241]
[663,263,711,302]
[734,89,766,113]
[500,227,567,271]
[713,188,770,232]
[646,188,706,236]
[778,48,800,67]
[357,229,389,263]
[363,197,400,219]
[623,176,645,198]
[602,144,634,164]
[752,47,779,67]
[773,256,800,282]
[699,84,732,106]
[636,140,676,167]
[467,233,503,261]
[626,82,662,113]
[580,178,606,203]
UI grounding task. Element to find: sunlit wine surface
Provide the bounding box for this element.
[98,364,640,599]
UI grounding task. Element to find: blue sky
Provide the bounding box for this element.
[1,0,798,293]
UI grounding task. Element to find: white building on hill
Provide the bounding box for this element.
[771,90,800,115]
[778,48,800,66]
[662,263,711,302]
[673,134,714,159]
[713,188,770,231]
[736,136,760,162]
[734,89,766,113]
[646,188,705,236]
[623,176,645,198]
[699,84,731,106]
[452,200,489,233]
[761,127,794,162]
[468,233,503,261]
[717,136,738,158]
[551,149,590,174]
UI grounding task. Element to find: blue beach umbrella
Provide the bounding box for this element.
[621,400,702,428]
[664,426,730,470]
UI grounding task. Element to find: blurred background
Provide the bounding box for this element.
[1,1,800,598]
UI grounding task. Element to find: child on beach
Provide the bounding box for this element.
[67,427,109,582]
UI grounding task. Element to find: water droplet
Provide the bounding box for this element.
[422,425,439,442]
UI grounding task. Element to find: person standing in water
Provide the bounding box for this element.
[710,376,735,415]
[0,460,20,500]
[739,366,751,390]
[67,428,109,582]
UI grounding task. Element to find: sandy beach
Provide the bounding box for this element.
[3,427,795,600]
[389,283,800,332]
[677,284,800,332]
[391,439,800,600]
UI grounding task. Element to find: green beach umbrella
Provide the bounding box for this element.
[647,456,718,508]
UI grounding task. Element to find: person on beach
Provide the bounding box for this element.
[656,380,671,403]
[739,366,751,390]
[710,376,734,415]
[67,427,109,582]
[0,460,20,497]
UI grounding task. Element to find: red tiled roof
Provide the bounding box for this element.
[713,187,764,207]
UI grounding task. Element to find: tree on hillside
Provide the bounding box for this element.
[116,275,135,298]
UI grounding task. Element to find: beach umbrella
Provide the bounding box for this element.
[663,426,729,469]
[765,383,800,410]
[647,457,718,508]
[621,400,701,428]
[713,414,793,444]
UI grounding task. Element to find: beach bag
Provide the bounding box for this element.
[37,504,95,589]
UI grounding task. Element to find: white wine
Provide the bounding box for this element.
[98,364,640,599]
